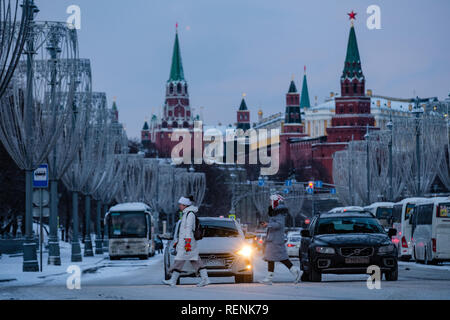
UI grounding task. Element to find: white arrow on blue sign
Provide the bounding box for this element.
[285,180,292,187]
[315,181,323,188]
[330,188,336,194]
[33,164,49,189]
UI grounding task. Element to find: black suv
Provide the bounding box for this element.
[299,211,398,282]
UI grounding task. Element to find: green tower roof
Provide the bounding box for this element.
[300,74,311,109]
[142,121,149,130]
[342,25,363,79]
[288,80,297,93]
[169,32,185,82]
[112,100,118,111]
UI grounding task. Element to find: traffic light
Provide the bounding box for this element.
[308,181,314,190]
[304,218,311,225]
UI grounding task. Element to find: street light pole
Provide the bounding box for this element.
[365,125,370,205]
[387,113,394,201]
[22,0,39,272]
[414,97,422,196]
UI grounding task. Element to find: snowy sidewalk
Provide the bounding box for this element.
[0,241,108,287]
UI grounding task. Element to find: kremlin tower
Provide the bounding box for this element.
[142,26,199,158]
[311,11,377,181]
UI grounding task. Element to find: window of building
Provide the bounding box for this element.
[177,83,182,94]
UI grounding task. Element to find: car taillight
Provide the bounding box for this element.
[259,239,263,244]
[432,238,436,252]
[401,236,408,248]
[287,244,294,247]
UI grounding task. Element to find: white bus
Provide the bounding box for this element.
[412,197,450,264]
[363,202,395,229]
[391,198,428,261]
[328,206,364,213]
[105,203,156,260]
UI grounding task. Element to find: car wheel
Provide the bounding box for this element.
[309,268,322,282]
[385,266,398,281]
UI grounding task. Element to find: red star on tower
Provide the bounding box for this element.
[348,11,357,21]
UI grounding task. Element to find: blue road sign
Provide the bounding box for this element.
[330,188,336,195]
[284,188,290,194]
[33,164,48,188]
[258,178,265,187]
[285,180,292,187]
[315,181,323,188]
[307,188,314,195]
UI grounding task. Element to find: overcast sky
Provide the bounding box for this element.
[37,0,450,139]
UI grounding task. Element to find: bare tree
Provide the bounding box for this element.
[0,0,33,98]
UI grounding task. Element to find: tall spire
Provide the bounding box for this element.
[300,67,311,109]
[342,14,363,80]
[288,76,297,93]
[169,26,185,82]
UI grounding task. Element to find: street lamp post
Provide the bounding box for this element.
[365,125,371,205]
[387,114,394,201]
[413,97,423,196]
[22,0,39,272]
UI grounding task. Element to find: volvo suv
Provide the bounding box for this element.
[299,211,398,282]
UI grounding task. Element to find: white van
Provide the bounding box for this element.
[412,197,450,264]
[105,202,156,260]
[363,202,395,229]
[391,198,428,261]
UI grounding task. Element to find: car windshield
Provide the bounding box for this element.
[201,220,240,237]
[376,207,392,220]
[316,217,385,235]
[109,212,147,238]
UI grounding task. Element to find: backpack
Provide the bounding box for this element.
[189,211,203,241]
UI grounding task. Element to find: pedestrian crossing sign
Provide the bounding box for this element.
[229,214,236,220]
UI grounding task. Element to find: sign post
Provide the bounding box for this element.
[33,164,49,272]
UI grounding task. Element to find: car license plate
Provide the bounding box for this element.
[345,257,370,264]
[206,259,225,267]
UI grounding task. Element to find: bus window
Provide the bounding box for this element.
[392,205,402,223]
[376,207,393,221]
[438,203,450,218]
[417,204,433,225]
[405,204,415,221]
[109,212,147,238]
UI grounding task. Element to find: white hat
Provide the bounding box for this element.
[178,197,192,206]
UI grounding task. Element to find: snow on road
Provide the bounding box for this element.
[1,246,450,300]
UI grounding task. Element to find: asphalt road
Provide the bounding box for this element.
[1,252,450,300]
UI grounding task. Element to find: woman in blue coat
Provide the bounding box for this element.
[259,195,301,285]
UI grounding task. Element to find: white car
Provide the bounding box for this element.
[286,233,302,258]
[164,217,254,284]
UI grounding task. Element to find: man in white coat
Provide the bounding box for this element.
[163,196,211,287]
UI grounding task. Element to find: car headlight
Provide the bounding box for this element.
[378,245,395,254]
[237,245,253,257]
[315,247,335,254]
